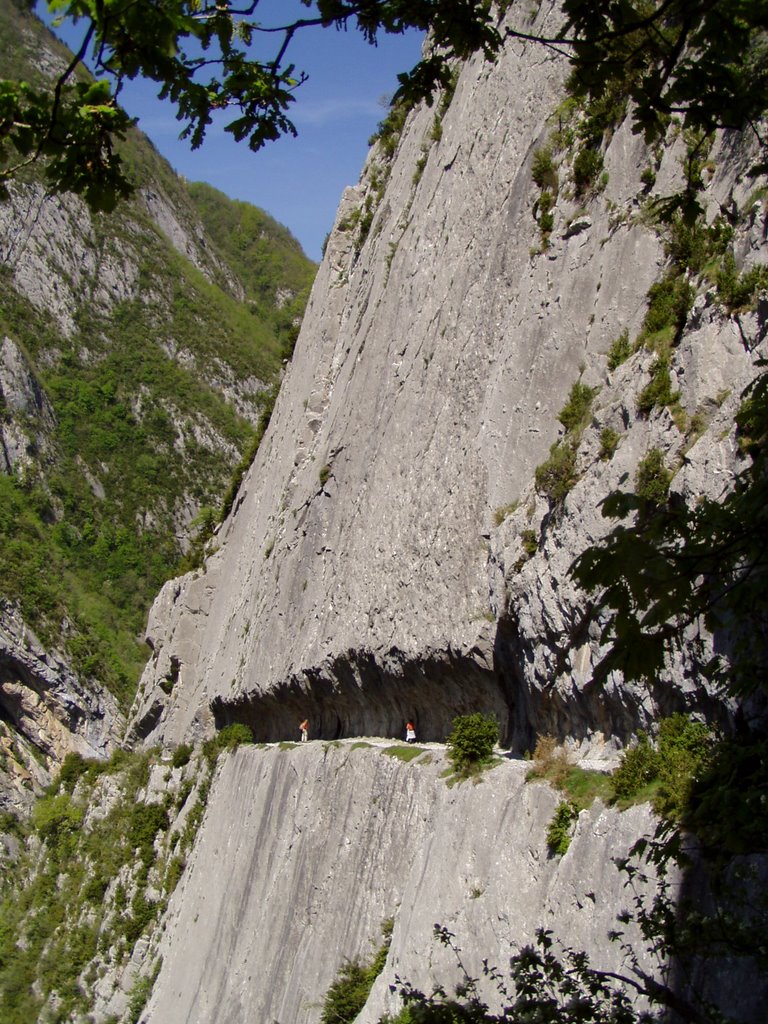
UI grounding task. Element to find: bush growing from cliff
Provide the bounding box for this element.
[202,722,254,767]
[652,715,713,821]
[557,382,599,434]
[125,959,162,1024]
[611,732,660,802]
[171,742,193,768]
[599,427,620,460]
[58,751,90,793]
[528,716,713,821]
[0,810,25,840]
[128,802,170,867]
[642,272,694,340]
[322,959,374,1024]
[527,735,571,788]
[546,801,578,856]
[520,529,538,558]
[321,919,393,1024]
[217,723,254,749]
[369,99,411,155]
[572,145,603,195]
[537,190,555,241]
[716,252,768,313]
[532,148,559,192]
[446,713,499,777]
[636,358,678,415]
[534,441,578,506]
[534,383,601,507]
[610,714,713,820]
[634,448,672,507]
[606,329,632,371]
[33,793,84,858]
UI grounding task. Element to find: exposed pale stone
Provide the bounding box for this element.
[140,188,244,298]
[0,334,56,472]
[0,604,122,814]
[143,744,663,1024]
[128,5,766,754]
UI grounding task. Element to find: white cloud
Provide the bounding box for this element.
[292,96,383,128]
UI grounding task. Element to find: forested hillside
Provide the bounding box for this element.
[188,181,313,355]
[0,0,315,782]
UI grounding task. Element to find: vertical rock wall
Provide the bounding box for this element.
[0,605,121,813]
[143,744,660,1024]
[129,4,766,752]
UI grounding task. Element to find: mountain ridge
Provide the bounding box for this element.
[0,0,315,809]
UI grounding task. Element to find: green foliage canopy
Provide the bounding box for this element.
[3,1,768,211]
[561,0,768,154]
[611,713,713,820]
[0,0,505,209]
[572,365,768,697]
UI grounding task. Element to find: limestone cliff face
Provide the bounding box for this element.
[0,0,317,804]
[0,335,56,474]
[143,744,660,1024]
[0,167,249,805]
[129,4,765,752]
[0,604,121,814]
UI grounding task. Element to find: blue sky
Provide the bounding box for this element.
[43,2,424,261]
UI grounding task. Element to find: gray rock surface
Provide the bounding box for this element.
[0,334,56,472]
[3,7,764,1020]
[0,180,239,338]
[139,187,244,298]
[0,603,122,814]
[129,4,766,753]
[0,78,290,800]
[143,743,661,1024]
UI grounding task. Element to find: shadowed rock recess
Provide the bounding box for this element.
[129,4,764,756]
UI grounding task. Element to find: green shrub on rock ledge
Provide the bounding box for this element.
[546,801,578,856]
[446,713,499,779]
[606,329,632,371]
[557,381,598,434]
[203,722,254,765]
[321,918,393,1024]
[611,731,660,802]
[615,714,713,821]
[534,440,578,506]
[634,448,672,507]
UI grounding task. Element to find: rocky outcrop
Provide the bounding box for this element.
[139,186,244,299]
[0,603,122,814]
[0,334,56,473]
[129,4,766,753]
[142,743,662,1024]
[0,0,317,805]
[3,8,766,1021]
